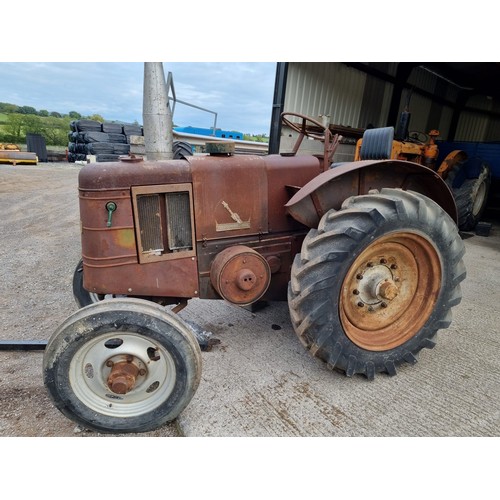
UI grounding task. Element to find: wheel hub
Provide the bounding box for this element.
[377,280,399,301]
[106,355,147,394]
[340,233,441,351]
[69,332,177,417]
[355,260,399,308]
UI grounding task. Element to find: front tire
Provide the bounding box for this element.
[73,259,103,307]
[288,188,466,379]
[43,298,202,433]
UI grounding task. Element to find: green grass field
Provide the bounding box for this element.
[0,112,70,147]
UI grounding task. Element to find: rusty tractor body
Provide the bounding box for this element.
[43,113,466,433]
[78,153,318,305]
[78,152,456,306]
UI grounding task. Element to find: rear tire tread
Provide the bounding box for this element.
[445,161,491,231]
[288,188,466,379]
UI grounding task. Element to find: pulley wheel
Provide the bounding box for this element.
[210,246,271,306]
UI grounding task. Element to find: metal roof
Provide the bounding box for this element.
[269,63,500,152]
[421,62,500,100]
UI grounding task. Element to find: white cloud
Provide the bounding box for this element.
[0,62,276,134]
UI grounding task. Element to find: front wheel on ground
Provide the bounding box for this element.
[73,259,103,307]
[43,298,202,433]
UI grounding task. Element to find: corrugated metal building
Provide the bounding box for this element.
[271,62,500,161]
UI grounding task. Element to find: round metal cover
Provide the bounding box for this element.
[210,246,271,306]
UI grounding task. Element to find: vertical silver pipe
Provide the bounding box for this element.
[143,62,173,160]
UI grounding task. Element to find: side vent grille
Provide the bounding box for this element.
[132,184,195,264]
[166,192,192,251]
[137,194,164,253]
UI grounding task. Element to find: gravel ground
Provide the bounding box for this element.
[0,162,180,437]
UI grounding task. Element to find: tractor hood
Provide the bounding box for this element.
[78,158,192,191]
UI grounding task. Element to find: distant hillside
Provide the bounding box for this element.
[0,101,268,146]
[0,101,108,146]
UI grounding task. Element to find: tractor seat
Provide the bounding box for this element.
[359,126,394,160]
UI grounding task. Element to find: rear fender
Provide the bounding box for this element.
[285,159,457,228]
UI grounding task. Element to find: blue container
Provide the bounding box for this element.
[437,140,500,180]
[174,126,243,140]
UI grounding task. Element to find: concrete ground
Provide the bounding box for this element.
[0,162,498,439]
[177,233,500,437]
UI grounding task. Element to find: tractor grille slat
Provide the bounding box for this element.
[137,194,164,253]
[166,192,193,251]
[133,184,195,263]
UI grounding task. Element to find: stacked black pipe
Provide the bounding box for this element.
[68,119,143,163]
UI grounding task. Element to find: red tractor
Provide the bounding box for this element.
[43,113,466,433]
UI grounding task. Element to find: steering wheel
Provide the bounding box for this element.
[281,112,341,166]
[281,112,329,141]
[408,131,429,143]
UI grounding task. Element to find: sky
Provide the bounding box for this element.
[0,62,277,135]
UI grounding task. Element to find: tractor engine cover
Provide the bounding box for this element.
[210,246,271,306]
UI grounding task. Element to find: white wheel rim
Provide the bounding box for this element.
[69,332,176,417]
[472,180,487,216]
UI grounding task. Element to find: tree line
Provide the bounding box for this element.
[0,101,269,146]
[243,133,269,143]
[0,101,102,121]
[0,101,104,146]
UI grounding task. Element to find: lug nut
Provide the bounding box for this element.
[381,302,388,308]
[353,289,359,295]
[380,258,387,264]
[356,274,363,280]
[367,262,373,268]
[391,264,398,270]
[368,306,374,312]
[357,302,364,307]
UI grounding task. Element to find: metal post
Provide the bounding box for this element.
[268,62,288,155]
[143,62,173,160]
[386,63,417,128]
[0,340,47,351]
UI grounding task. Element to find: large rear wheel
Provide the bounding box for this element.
[445,160,491,231]
[288,188,466,379]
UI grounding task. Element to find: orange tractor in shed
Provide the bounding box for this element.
[43,111,466,433]
[353,106,491,231]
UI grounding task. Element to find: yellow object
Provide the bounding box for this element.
[354,129,466,178]
[0,143,20,151]
[0,150,38,165]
